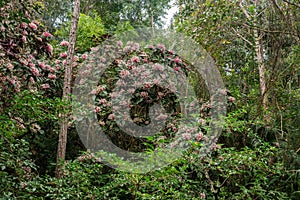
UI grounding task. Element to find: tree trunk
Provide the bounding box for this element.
[253,1,270,124]
[55,0,80,178]
[239,0,270,124]
[253,28,269,123]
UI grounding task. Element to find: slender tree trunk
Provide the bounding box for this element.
[239,0,270,123]
[253,28,269,122]
[55,0,80,178]
[254,1,270,124]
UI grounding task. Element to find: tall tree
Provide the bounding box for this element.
[55,0,80,178]
[238,0,270,123]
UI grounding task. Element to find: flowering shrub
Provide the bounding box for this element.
[74,40,214,153]
[0,0,57,99]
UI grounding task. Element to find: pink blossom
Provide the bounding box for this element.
[157,44,166,51]
[41,83,50,89]
[38,62,46,69]
[120,69,130,78]
[6,63,14,71]
[55,65,61,70]
[139,52,147,57]
[228,96,236,102]
[133,43,140,51]
[48,74,56,79]
[30,67,39,76]
[219,156,224,161]
[147,45,154,49]
[182,133,192,140]
[169,50,175,54]
[62,60,67,65]
[123,46,131,53]
[21,36,27,43]
[81,54,88,59]
[15,81,21,93]
[117,41,123,47]
[42,32,52,37]
[158,92,164,98]
[106,102,112,107]
[99,121,105,126]
[153,79,160,85]
[8,78,16,85]
[47,66,56,73]
[128,89,135,94]
[91,47,99,52]
[21,22,28,29]
[174,57,182,63]
[110,92,117,98]
[55,60,60,64]
[29,22,37,30]
[29,77,35,83]
[99,98,107,105]
[37,37,42,42]
[60,52,68,58]
[219,89,228,95]
[23,30,28,35]
[108,114,115,120]
[174,67,180,71]
[73,56,78,62]
[195,132,203,141]
[98,85,105,92]
[90,89,98,95]
[130,56,140,63]
[113,106,119,112]
[46,44,53,54]
[60,40,69,47]
[198,118,206,126]
[95,106,101,113]
[200,192,206,199]
[143,82,152,89]
[29,54,35,60]
[141,92,148,98]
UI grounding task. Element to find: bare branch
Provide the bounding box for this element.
[232,27,253,46]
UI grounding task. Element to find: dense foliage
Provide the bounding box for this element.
[1,0,299,199]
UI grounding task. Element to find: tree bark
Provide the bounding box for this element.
[239,0,270,124]
[55,0,80,178]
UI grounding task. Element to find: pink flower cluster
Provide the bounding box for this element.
[29,22,37,30]
[46,44,53,54]
[60,40,69,47]
[60,52,68,58]
[120,69,130,78]
[42,32,52,37]
[30,66,39,77]
[130,56,140,63]
[194,132,203,141]
[140,91,148,98]
[99,98,107,105]
[95,106,101,113]
[41,83,50,89]
[81,54,88,60]
[48,74,56,79]
[21,22,28,29]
